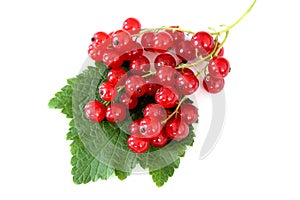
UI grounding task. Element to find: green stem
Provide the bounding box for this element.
[210,0,256,35]
[162,96,188,124]
[196,62,209,77]
[213,31,229,57]
[104,101,110,106]
[117,86,125,92]
[142,71,156,78]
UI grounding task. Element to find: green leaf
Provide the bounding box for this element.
[150,159,180,187]
[50,61,197,187]
[66,120,78,140]
[70,135,114,183]
[115,170,131,180]
[48,78,75,118]
[72,65,138,173]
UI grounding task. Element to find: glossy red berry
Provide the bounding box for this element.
[99,82,118,101]
[84,100,106,122]
[175,40,197,61]
[127,135,150,154]
[123,18,141,35]
[91,32,110,45]
[145,76,161,96]
[129,119,141,136]
[123,42,143,61]
[165,117,189,140]
[166,28,185,46]
[125,75,147,98]
[130,55,150,75]
[191,31,214,56]
[155,86,180,108]
[119,93,138,109]
[203,75,225,93]
[102,49,123,68]
[112,30,133,53]
[141,32,155,51]
[208,57,230,78]
[143,103,167,121]
[176,70,199,95]
[139,116,162,138]
[92,32,109,45]
[107,68,127,86]
[105,103,127,122]
[216,42,224,56]
[155,66,179,86]
[154,53,177,69]
[153,32,173,53]
[150,130,168,148]
[177,68,194,75]
[88,45,103,62]
[179,104,198,124]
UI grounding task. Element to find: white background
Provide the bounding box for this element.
[1,0,300,199]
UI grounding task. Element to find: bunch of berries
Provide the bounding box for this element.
[84,18,231,153]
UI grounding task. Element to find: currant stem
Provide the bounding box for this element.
[117,86,125,92]
[142,71,156,78]
[196,62,209,77]
[213,31,229,57]
[210,0,256,35]
[162,96,188,124]
[104,101,110,107]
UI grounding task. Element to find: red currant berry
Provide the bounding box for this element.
[105,103,127,123]
[102,49,123,68]
[99,82,118,101]
[119,93,138,110]
[127,135,150,154]
[125,75,147,98]
[165,117,189,140]
[88,45,103,62]
[141,32,155,51]
[154,53,177,70]
[139,116,162,138]
[130,55,150,75]
[107,68,127,86]
[84,100,106,122]
[177,68,194,76]
[203,75,225,93]
[145,76,161,96]
[216,42,224,56]
[123,18,141,35]
[143,103,167,121]
[122,42,143,61]
[175,40,197,61]
[191,31,214,57]
[129,119,141,136]
[208,57,230,78]
[150,129,168,148]
[155,86,180,108]
[91,32,110,45]
[155,66,179,86]
[166,28,185,46]
[112,30,133,53]
[175,70,199,95]
[153,32,173,53]
[179,104,198,124]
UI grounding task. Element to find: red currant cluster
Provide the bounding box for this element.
[85,18,231,153]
